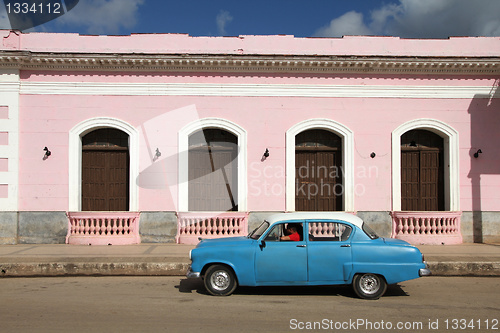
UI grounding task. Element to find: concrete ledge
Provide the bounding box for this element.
[1,260,499,278]
[0,261,190,277]
[427,261,500,276]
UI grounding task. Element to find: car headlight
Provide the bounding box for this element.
[189,249,192,260]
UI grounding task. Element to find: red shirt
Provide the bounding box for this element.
[289,232,300,241]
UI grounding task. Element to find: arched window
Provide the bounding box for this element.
[81,128,129,211]
[295,129,343,211]
[188,128,238,211]
[401,129,444,211]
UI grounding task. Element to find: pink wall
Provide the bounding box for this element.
[17,72,500,212]
[2,30,499,57]
[10,32,499,213]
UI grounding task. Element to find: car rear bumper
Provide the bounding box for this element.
[419,262,431,276]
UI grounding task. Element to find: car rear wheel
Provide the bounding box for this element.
[204,265,237,296]
[352,273,387,300]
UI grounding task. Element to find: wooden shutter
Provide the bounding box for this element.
[81,128,129,211]
[295,130,342,212]
[82,149,129,211]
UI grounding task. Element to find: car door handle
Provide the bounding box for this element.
[296,245,307,248]
[340,244,351,247]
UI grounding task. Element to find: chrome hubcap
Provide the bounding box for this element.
[359,274,380,295]
[210,270,230,291]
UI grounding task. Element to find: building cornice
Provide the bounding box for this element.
[0,51,498,75]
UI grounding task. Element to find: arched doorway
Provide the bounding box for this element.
[295,129,343,211]
[401,129,444,211]
[188,128,238,211]
[81,128,130,211]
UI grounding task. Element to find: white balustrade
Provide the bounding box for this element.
[390,211,463,245]
[66,212,141,245]
[176,212,249,244]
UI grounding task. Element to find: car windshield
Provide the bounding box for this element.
[362,223,379,239]
[248,221,270,240]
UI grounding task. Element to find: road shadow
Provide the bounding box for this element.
[176,278,409,298]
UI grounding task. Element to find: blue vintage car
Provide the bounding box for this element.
[187,212,430,299]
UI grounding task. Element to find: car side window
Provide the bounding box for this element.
[264,224,282,241]
[308,222,352,241]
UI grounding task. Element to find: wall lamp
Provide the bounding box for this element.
[473,149,482,158]
[43,147,51,159]
[261,148,270,162]
[153,148,161,161]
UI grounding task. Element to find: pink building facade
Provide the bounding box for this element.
[0,30,498,245]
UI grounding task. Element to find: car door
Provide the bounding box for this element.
[307,220,353,283]
[254,221,308,284]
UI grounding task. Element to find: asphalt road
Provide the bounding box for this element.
[1,276,499,333]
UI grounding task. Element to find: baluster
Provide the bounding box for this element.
[106,218,111,235]
[111,218,118,235]
[408,217,415,235]
[444,217,450,234]
[223,218,229,235]
[430,218,437,234]
[424,217,430,234]
[228,218,234,235]
[437,217,443,234]
[74,218,80,234]
[196,218,202,235]
[310,222,317,236]
[402,218,408,234]
[117,218,124,235]
[85,218,91,235]
[414,217,421,235]
[186,218,192,235]
[394,218,400,235]
[235,218,240,234]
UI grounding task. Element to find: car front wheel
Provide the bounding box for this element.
[352,273,387,300]
[204,264,237,296]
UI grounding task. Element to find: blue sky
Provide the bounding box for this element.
[1,0,500,38]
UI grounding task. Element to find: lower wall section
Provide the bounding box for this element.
[0,212,17,244]
[0,211,497,244]
[461,211,500,243]
[19,212,68,244]
[139,212,178,243]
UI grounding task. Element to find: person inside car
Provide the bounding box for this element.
[280,223,301,241]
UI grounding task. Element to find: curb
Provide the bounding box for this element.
[0,262,190,277]
[1,261,499,278]
[427,261,500,277]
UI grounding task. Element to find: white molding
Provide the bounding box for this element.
[178,118,247,212]
[391,119,460,211]
[20,81,498,99]
[286,119,354,212]
[0,69,19,211]
[69,117,139,211]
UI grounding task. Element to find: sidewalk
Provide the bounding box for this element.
[0,243,499,277]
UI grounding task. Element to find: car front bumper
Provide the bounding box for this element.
[186,265,200,278]
[419,262,431,276]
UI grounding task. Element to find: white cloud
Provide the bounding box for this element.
[314,0,500,38]
[56,0,145,35]
[216,10,233,36]
[314,11,372,37]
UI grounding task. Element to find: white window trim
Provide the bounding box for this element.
[178,118,247,212]
[68,117,139,211]
[286,119,354,212]
[392,118,460,211]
